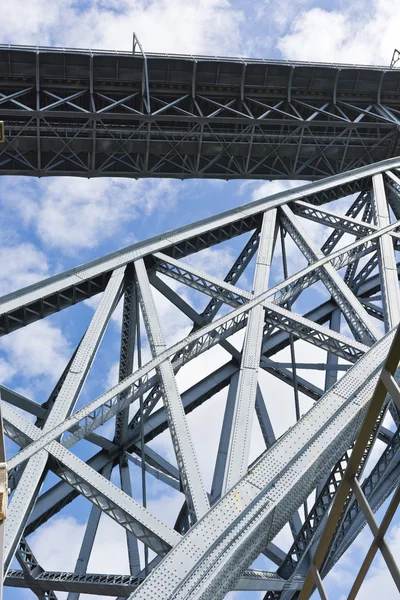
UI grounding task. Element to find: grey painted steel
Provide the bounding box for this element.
[3,158,400,598]
[5,247,370,475]
[16,537,58,600]
[119,457,142,575]
[280,204,381,345]
[129,329,396,599]
[211,371,240,501]
[114,278,141,576]
[372,174,400,330]
[3,44,400,180]
[4,568,303,595]
[298,326,400,600]
[115,279,137,444]
[0,386,46,419]
[135,258,209,522]
[4,267,125,571]
[372,173,400,428]
[222,209,276,493]
[124,452,180,492]
[3,404,180,558]
[16,268,391,537]
[2,153,400,337]
[67,462,113,600]
[324,427,400,572]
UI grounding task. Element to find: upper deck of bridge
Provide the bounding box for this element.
[1,43,399,103]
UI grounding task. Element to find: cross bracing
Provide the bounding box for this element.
[2,156,400,599]
[4,45,400,180]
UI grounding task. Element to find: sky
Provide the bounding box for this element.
[1,1,400,599]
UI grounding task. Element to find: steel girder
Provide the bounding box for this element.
[2,159,400,599]
[3,155,400,337]
[3,45,400,179]
[4,567,303,595]
[298,327,400,600]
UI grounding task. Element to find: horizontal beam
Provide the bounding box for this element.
[1,44,400,179]
[4,568,303,595]
[2,153,400,335]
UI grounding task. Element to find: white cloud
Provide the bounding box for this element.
[257,0,313,34]
[29,515,85,572]
[0,357,16,384]
[185,245,238,281]
[0,242,50,297]
[0,320,72,389]
[28,513,128,600]
[1,0,243,57]
[3,177,179,255]
[106,361,120,391]
[278,1,400,65]
[250,179,304,202]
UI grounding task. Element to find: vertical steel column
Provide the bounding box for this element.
[280,225,301,422]
[119,457,141,574]
[137,303,149,574]
[372,174,400,427]
[372,174,400,331]
[67,463,113,600]
[324,309,342,397]
[211,371,239,501]
[280,224,305,528]
[222,209,277,494]
[114,277,141,575]
[115,279,137,444]
[315,308,342,501]
[135,258,209,522]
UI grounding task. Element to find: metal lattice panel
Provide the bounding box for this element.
[1,156,400,599]
[3,45,400,179]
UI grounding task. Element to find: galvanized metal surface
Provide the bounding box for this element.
[2,44,400,180]
[1,156,400,599]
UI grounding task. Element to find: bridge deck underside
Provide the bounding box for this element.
[1,45,400,179]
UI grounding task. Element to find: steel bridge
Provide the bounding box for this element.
[0,154,400,599]
[2,44,400,180]
[1,43,400,600]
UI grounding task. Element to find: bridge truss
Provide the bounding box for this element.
[1,156,400,598]
[2,44,400,180]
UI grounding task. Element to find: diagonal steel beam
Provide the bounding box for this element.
[4,267,126,571]
[291,201,376,238]
[135,258,209,522]
[280,204,382,345]
[219,210,277,493]
[128,325,397,599]
[6,253,371,472]
[19,268,397,542]
[67,462,113,600]
[16,537,59,600]
[3,403,180,555]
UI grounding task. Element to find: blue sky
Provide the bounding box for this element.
[1,1,400,599]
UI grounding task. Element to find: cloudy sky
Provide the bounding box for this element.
[1,1,400,599]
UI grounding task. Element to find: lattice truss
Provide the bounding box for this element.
[2,157,400,600]
[3,45,400,180]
